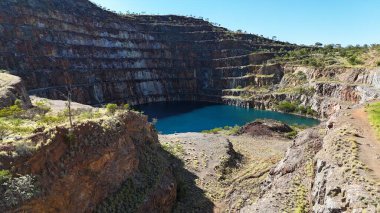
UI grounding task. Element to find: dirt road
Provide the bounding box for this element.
[352,108,380,181]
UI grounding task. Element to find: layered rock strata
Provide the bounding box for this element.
[0,0,294,106]
[222,66,380,117]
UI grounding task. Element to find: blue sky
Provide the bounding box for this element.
[89,0,380,46]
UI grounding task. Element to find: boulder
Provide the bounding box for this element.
[0,73,31,109]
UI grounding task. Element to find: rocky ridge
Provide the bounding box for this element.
[241,107,380,212]
[0,81,177,212]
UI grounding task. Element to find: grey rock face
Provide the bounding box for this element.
[0,73,32,109]
[0,0,295,105]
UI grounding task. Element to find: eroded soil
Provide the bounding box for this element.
[159,132,291,212]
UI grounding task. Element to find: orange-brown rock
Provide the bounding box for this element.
[11,112,176,213]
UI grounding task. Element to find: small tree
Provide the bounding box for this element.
[315,42,323,47]
[63,72,73,129]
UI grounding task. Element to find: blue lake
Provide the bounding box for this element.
[136,102,320,134]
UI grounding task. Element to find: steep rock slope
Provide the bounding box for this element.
[0,93,176,212]
[0,0,295,105]
[0,0,379,118]
[242,107,380,212]
[223,65,380,117]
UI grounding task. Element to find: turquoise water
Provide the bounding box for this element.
[136,102,320,134]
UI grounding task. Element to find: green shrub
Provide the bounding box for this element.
[277,101,316,116]
[348,56,363,65]
[34,100,51,112]
[161,143,185,156]
[285,130,298,139]
[296,105,316,116]
[0,170,11,184]
[227,125,240,135]
[65,131,76,143]
[0,104,23,117]
[306,106,316,116]
[296,72,307,81]
[297,105,307,114]
[14,99,22,108]
[277,101,297,113]
[201,127,223,134]
[106,103,118,114]
[376,61,380,67]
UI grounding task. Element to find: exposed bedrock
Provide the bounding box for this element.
[223,66,380,118]
[241,107,380,212]
[0,72,32,109]
[0,0,379,119]
[7,112,177,213]
[237,119,293,137]
[0,0,295,106]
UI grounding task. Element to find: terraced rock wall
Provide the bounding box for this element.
[0,0,294,106]
[222,65,380,117]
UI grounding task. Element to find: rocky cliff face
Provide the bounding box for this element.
[4,111,176,212]
[222,65,380,118]
[241,107,380,212]
[0,0,295,106]
[1,0,377,118]
[0,0,379,117]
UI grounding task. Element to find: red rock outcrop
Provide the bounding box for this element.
[9,112,176,212]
